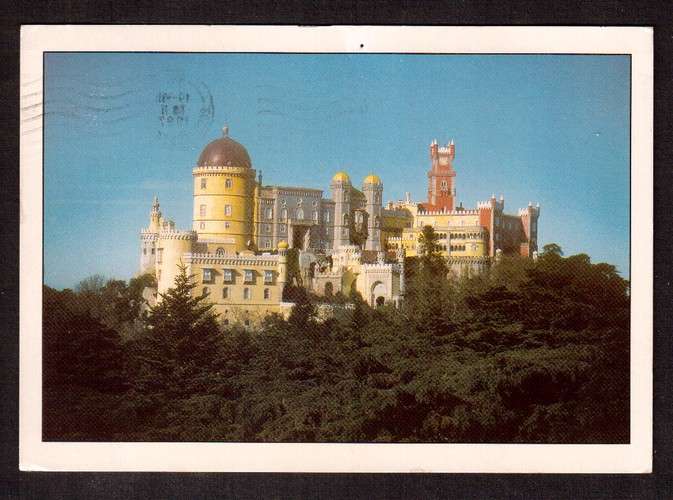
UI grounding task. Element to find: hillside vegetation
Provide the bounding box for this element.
[43,234,629,443]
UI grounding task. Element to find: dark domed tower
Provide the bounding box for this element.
[192,126,256,253]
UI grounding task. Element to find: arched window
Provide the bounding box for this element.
[216,247,225,256]
[343,213,349,224]
[225,178,232,188]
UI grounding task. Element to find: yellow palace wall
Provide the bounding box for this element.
[186,254,286,327]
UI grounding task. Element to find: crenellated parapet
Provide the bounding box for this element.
[159,229,197,241]
[192,165,256,177]
[183,252,279,267]
[418,208,480,216]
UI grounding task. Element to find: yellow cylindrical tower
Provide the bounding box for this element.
[192,126,256,253]
[155,229,197,294]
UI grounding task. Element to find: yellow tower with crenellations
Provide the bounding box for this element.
[192,125,256,253]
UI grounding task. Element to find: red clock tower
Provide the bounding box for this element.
[426,139,457,211]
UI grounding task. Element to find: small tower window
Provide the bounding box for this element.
[223,269,234,283]
[263,288,270,300]
[200,204,207,217]
[264,270,273,284]
[151,248,155,255]
[202,287,209,296]
[243,288,251,300]
[225,222,230,229]
[265,241,271,249]
[297,208,304,219]
[143,248,147,255]
[200,222,206,230]
[244,270,254,283]
[200,178,207,189]
[216,247,225,256]
[266,207,273,219]
[280,224,286,233]
[225,178,232,189]
[281,208,288,219]
[222,287,229,299]
[157,248,163,264]
[224,205,232,216]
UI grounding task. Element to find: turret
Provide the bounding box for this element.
[427,138,457,211]
[363,174,383,251]
[518,202,541,257]
[331,171,352,247]
[192,125,256,253]
[155,229,197,294]
[277,240,289,296]
[396,246,406,297]
[139,196,161,275]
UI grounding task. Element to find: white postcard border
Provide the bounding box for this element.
[19,25,653,473]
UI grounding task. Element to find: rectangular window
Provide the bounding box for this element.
[157,248,163,264]
[200,178,207,189]
[224,205,232,216]
[225,222,230,229]
[280,224,286,233]
[244,270,254,283]
[200,204,206,217]
[202,268,214,283]
[266,207,273,219]
[225,178,232,189]
[264,270,273,284]
[243,288,251,300]
[223,269,234,283]
[151,248,155,255]
[264,288,270,300]
[222,287,228,299]
[265,241,272,249]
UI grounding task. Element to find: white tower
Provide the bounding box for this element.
[330,171,352,248]
[363,174,383,251]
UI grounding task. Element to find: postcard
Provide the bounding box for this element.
[20,25,652,472]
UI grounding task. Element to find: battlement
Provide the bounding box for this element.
[361,262,402,273]
[518,202,541,216]
[192,165,255,176]
[417,208,479,216]
[183,252,279,267]
[158,229,197,241]
[140,230,158,240]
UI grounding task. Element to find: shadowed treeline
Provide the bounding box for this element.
[43,232,629,443]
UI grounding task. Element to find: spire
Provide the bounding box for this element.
[151,195,160,213]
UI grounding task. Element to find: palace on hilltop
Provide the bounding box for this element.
[139,126,540,327]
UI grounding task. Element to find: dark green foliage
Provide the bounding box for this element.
[43,244,630,443]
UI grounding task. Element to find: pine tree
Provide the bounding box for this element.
[130,264,221,399]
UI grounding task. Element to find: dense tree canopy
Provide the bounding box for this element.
[43,244,630,443]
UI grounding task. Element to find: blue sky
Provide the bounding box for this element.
[44,53,630,289]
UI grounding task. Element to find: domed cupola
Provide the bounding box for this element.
[197,126,252,168]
